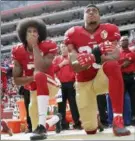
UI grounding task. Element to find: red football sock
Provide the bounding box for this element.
[103,61,124,114]
[34,72,49,96]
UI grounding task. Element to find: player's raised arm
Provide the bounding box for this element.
[33,46,56,72]
[28,37,57,72]
[33,45,55,72]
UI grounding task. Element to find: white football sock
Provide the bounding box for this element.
[46,115,59,127]
[37,95,49,127]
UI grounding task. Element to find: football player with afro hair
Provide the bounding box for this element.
[12,18,62,140]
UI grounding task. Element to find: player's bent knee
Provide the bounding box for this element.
[79,107,98,132]
[103,60,120,74]
[34,72,49,96]
[34,71,46,81]
[83,121,98,132]
[85,128,97,135]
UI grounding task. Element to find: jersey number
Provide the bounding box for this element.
[78,45,99,54]
[27,64,34,70]
[78,46,92,54]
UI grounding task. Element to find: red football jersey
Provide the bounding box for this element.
[53,55,75,82]
[118,48,135,73]
[11,40,57,90]
[64,23,121,82]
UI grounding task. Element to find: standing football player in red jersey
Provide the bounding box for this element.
[11,18,62,140]
[64,4,131,136]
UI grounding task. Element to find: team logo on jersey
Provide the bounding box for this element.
[101,30,108,39]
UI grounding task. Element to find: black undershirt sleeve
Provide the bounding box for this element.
[92,47,102,64]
